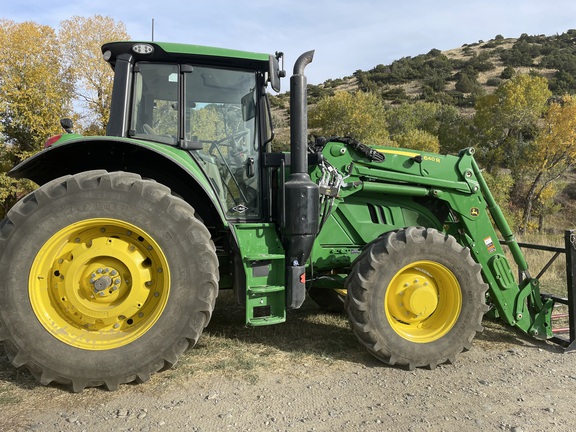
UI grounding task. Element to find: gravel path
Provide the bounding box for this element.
[2,319,576,432]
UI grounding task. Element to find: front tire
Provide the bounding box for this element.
[345,227,488,369]
[0,171,218,391]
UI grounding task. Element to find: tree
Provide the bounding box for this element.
[309,91,389,145]
[473,74,551,171]
[393,129,439,153]
[455,73,479,93]
[0,20,72,150]
[500,65,516,79]
[386,101,466,154]
[0,20,73,217]
[59,15,130,134]
[517,95,576,232]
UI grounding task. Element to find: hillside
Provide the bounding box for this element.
[269,29,576,231]
[271,30,576,148]
[271,29,576,122]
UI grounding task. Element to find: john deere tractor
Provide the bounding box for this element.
[0,41,574,392]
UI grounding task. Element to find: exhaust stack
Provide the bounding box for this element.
[283,50,319,309]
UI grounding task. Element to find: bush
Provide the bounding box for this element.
[500,66,516,79]
[486,77,502,87]
[455,74,479,93]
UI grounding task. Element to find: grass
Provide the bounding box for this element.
[169,291,367,385]
[504,232,569,297]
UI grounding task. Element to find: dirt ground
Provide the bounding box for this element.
[2,312,576,432]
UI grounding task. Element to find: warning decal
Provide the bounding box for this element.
[484,236,496,253]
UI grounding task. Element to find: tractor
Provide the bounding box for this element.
[0,41,574,392]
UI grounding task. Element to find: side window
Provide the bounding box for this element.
[130,63,179,145]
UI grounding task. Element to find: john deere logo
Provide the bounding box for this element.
[470,207,479,217]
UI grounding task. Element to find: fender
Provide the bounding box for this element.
[9,136,227,226]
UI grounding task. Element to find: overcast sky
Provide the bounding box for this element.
[4,1,576,85]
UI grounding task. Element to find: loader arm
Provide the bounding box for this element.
[316,139,562,341]
[443,149,555,339]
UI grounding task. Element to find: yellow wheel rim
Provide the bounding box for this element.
[385,261,461,343]
[29,218,170,350]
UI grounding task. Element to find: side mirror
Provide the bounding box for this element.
[268,53,285,93]
[60,118,73,133]
[241,92,256,122]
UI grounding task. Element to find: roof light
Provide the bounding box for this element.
[102,50,112,61]
[133,44,154,55]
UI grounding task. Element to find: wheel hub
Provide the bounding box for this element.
[403,280,438,319]
[387,273,440,323]
[385,261,462,343]
[90,267,122,297]
[29,218,170,350]
[93,275,112,292]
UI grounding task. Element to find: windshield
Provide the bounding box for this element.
[130,63,261,219]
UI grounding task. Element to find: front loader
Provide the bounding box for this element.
[0,41,574,392]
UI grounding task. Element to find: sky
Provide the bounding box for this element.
[4,1,576,86]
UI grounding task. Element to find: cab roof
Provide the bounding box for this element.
[101,41,271,70]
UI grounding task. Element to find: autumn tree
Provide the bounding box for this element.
[59,15,130,134]
[309,90,389,145]
[0,20,73,217]
[393,129,440,153]
[517,95,576,232]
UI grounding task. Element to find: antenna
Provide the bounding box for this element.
[151,18,155,41]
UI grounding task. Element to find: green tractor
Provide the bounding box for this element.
[0,41,574,392]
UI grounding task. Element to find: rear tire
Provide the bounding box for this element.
[0,171,218,391]
[345,227,488,369]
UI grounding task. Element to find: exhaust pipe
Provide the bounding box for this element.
[290,50,315,174]
[283,50,318,309]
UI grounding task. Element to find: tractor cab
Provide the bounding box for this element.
[102,41,283,220]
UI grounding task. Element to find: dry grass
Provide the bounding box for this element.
[168,291,368,385]
[507,233,569,297]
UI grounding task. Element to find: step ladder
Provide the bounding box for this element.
[232,223,286,326]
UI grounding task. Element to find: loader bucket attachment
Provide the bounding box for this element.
[545,230,576,350]
[507,230,576,350]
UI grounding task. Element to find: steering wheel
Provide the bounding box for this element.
[208,130,250,160]
[212,130,250,147]
[142,124,156,134]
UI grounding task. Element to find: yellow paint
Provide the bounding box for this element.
[385,261,462,343]
[29,218,170,350]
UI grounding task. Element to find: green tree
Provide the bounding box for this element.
[59,15,130,134]
[386,101,466,154]
[455,73,479,93]
[309,91,389,145]
[473,74,551,171]
[500,65,516,79]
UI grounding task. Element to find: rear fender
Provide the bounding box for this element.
[9,137,226,226]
